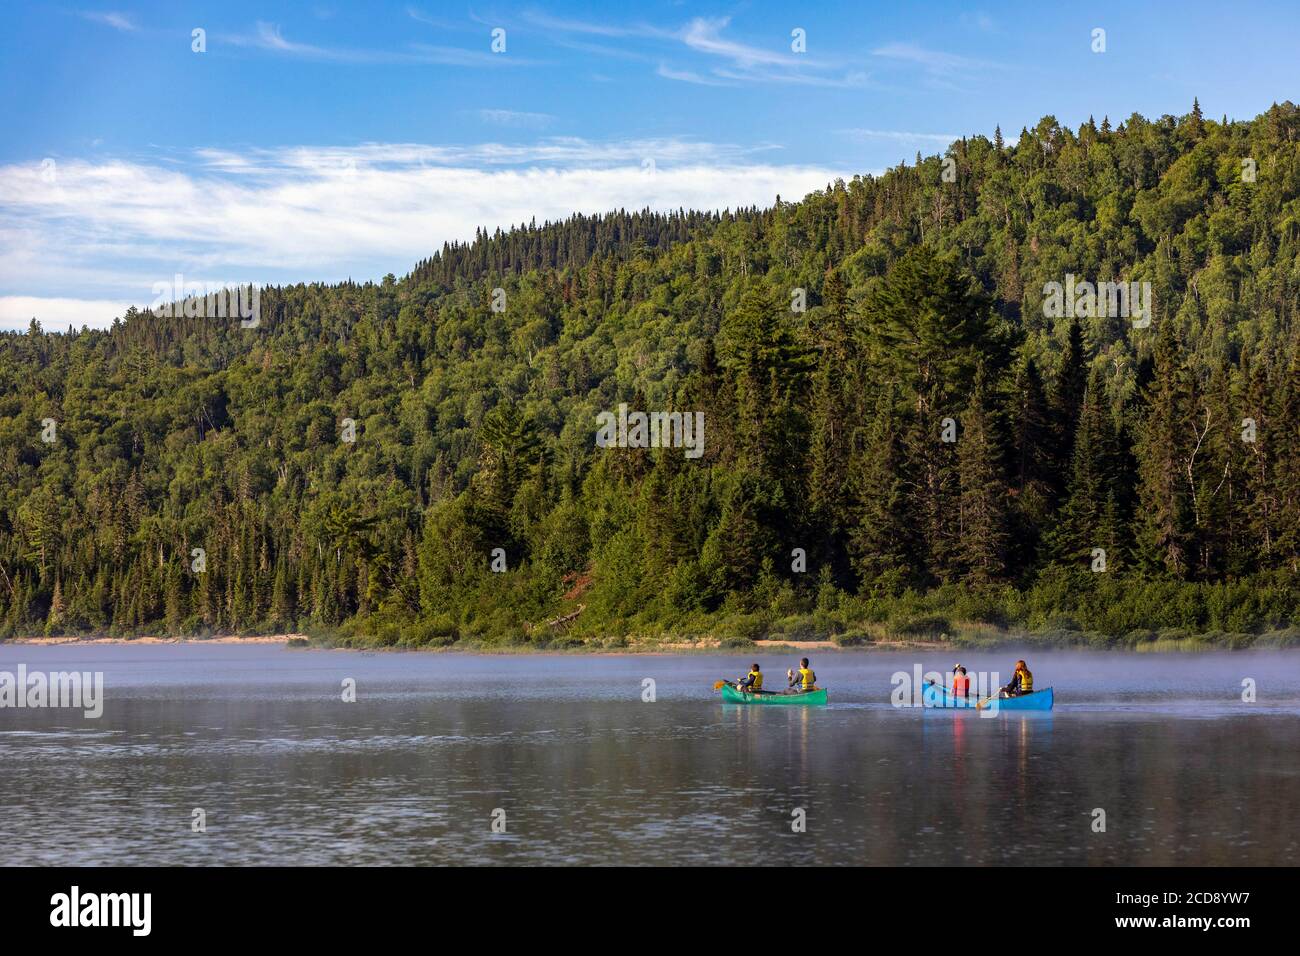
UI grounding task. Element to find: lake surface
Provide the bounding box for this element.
[1,644,1298,866]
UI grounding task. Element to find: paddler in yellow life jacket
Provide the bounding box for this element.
[1000,660,1034,697]
[787,658,817,693]
[737,663,764,693]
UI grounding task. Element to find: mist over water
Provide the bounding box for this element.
[1,645,1297,865]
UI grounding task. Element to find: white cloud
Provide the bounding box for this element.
[675,18,867,87]
[0,296,134,331]
[681,17,792,68]
[0,142,847,329]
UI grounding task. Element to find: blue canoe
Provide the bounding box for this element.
[921,681,1054,711]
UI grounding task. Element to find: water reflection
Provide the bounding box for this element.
[0,645,1296,865]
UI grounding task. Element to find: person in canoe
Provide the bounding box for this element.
[951,664,971,700]
[787,658,818,694]
[1000,659,1034,697]
[736,663,764,694]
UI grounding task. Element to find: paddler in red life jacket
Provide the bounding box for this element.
[1000,660,1034,697]
[951,665,971,700]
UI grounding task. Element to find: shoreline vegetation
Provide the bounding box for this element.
[6,620,1298,653]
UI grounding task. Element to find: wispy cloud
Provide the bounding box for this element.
[838,128,960,144]
[408,43,535,67]
[872,42,975,74]
[476,109,555,129]
[526,11,867,88]
[868,41,998,90]
[232,21,335,58]
[670,17,873,87]
[405,5,457,30]
[680,17,790,68]
[656,63,736,87]
[520,11,668,40]
[679,17,868,87]
[81,10,137,32]
[221,22,532,67]
[709,66,868,89]
[0,142,847,329]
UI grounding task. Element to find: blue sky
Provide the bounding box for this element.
[1,0,1297,329]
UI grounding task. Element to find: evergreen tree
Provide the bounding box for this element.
[848,392,915,590]
[1049,316,1089,500]
[861,247,1002,414]
[1135,320,1194,577]
[1008,357,1053,569]
[45,576,64,636]
[1269,351,1300,573]
[957,367,1010,584]
[1050,365,1125,568]
[807,267,858,576]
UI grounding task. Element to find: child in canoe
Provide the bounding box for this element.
[737,663,764,694]
[951,665,971,700]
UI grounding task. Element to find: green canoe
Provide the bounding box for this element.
[720,683,828,705]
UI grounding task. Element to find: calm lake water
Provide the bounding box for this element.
[1,644,1298,866]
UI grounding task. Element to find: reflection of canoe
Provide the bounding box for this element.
[721,684,827,705]
[922,682,1054,711]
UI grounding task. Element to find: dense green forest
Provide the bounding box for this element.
[4,102,1300,649]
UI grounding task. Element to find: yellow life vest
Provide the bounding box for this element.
[750,670,763,690]
[1018,667,1034,692]
[799,667,815,689]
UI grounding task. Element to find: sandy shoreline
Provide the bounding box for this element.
[7,634,302,645]
[2,634,950,653]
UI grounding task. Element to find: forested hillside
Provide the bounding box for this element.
[4,102,1300,648]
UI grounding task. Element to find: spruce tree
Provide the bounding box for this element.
[807,267,857,575]
[1050,365,1124,568]
[1268,350,1300,574]
[848,392,915,591]
[1008,356,1054,567]
[1050,316,1089,500]
[957,366,1010,585]
[1135,320,1194,577]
